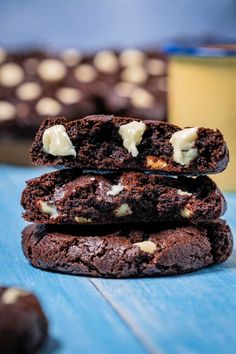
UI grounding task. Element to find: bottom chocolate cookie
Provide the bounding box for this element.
[22,221,233,278]
[0,286,48,354]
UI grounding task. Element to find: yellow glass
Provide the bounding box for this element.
[168,55,236,191]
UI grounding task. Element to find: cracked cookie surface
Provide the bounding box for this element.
[22,221,233,278]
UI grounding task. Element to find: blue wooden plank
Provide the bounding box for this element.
[0,165,148,354]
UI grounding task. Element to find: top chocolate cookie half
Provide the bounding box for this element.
[31,115,229,175]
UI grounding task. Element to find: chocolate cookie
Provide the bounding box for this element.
[0,286,48,354]
[30,115,229,175]
[22,221,233,278]
[21,169,226,225]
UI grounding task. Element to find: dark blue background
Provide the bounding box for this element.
[0,0,236,51]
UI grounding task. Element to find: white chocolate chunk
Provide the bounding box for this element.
[42,124,76,157]
[2,288,28,304]
[147,59,166,75]
[94,50,119,73]
[53,187,65,201]
[120,49,146,66]
[37,59,66,82]
[61,48,82,66]
[130,87,155,108]
[114,82,135,97]
[118,121,146,157]
[0,63,24,87]
[114,203,132,217]
[121,65,147,84]
[16,82,42,100]
[75,216,92,224]
[56,87,82,104]
[0,101,16,121]
[74,64,97,83]
[177,189,192,196]
[36,97,61,116]
[0,47,7,64]
[134,240,157,254]
[107,183,124,196]
[180,207,193,218]
[170,127,198,166]
[39,200,58,217]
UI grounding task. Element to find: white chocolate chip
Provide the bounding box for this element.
[180,207,193,218]
[94,50,119,73]
[61,48,82,66]
[75,216,92,224]
[118,121,146,157]
[0,101,16,121]
[0,63,24,87]
[0,47,7,64]
[16,82,42,101]
[36,97,61,116]
[1,288,28,304]
[42,124,76,157]
[114,82,135,97]
[114,203,132,217]
[177,189,192,196]
[120,49,146,66]
[74,64,97,83]
[107,183,124,196]
[38,200,58,217]
[170,127,198,166]
[56,87,82,104]
[130,87,155,108]
[97,180,107,195]
[134,240,157,254]
[37,59,66,82]
[147,59,166,76]
[121,65,147,84]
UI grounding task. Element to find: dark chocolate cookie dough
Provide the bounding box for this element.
[0,286,48,354]
[30,115,229,175]
[22,221,233,278]
[21,169,226,225]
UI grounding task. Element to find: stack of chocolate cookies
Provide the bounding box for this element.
[21,115,233,277]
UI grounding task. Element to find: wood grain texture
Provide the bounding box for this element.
[0,165,235,354]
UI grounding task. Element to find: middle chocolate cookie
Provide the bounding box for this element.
[21,170,226,225]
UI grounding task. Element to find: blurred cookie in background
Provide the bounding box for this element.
[0,286,48,354]
[0,47,167,164]
[100,49,167,120]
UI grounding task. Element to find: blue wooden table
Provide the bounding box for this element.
[0,165,235,354]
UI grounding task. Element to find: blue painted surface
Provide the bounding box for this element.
[0,164,235,354]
